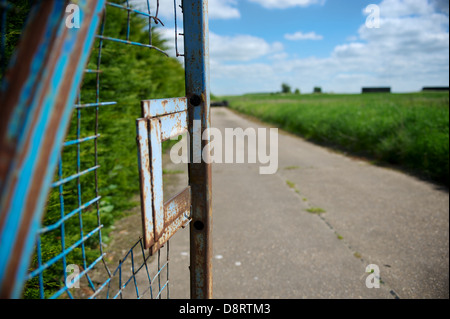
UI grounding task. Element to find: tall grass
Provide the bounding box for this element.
[227,92,449,185]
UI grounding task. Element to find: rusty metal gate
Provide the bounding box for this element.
[0,0,211,299]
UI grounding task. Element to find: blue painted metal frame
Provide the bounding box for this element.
[183,0,212,299]
[136,98,191,254]
[0,0,106,298]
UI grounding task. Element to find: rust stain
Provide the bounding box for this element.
[164,186,191,227]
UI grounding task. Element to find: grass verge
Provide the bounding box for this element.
[225,92,449,186]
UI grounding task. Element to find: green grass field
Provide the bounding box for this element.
[224,92,449,186]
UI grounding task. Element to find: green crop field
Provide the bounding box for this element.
[224,92,449,186]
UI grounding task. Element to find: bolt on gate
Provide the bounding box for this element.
[0,0,212,299]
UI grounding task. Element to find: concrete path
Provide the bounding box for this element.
[165,107,449,299]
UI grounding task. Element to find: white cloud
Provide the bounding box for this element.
[156,28,183,59]
[130,0,240,20]
[209,33,283,62]
[210,0,449,95]
[129,0,173,21]
[269,52,290,61]
[158,30,283,64]
[248,0,325,9]
[285,31,323,41]
[377,0,435,17]
[209,0,240,19]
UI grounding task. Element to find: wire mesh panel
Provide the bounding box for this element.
[0,0,204,299]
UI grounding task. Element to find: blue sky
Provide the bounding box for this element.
[142,0,449,95]
[210,0,375,58]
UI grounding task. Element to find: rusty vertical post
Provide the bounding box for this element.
[183,0,212,299]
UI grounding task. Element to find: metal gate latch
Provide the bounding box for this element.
[136,97,191,254]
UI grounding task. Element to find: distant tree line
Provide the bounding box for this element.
[280,83,322,95]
